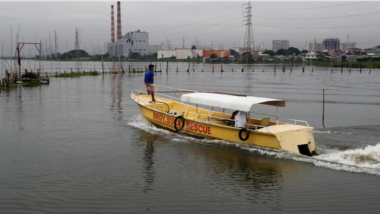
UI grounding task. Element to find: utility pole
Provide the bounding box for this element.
[183,36,185,49]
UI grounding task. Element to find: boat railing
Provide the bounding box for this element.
[132,88,183,106]
[284,118,310,126]
[153,85,196,103]
[250,111,278,121]
[156,93,182,103]
[245,122,272,132]
[131,90,151,106]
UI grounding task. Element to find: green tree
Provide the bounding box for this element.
[242,52,254,63]
[210,53,218,59]
[230,49,237,56]
[276,49,286,55]
[286,47,301,55]
[129,52,141,59]
[263,50,275,56]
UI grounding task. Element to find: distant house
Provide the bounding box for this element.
[365,46,380,56]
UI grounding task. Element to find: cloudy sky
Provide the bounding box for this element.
[1,0,380,56]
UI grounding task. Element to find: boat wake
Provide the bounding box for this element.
[312,144,380,175]
[127,115,380,176]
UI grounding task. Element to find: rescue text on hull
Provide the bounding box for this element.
[131,85,317,156]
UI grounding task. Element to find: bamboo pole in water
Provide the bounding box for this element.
[101,56,104,74]
[322,89,325,128]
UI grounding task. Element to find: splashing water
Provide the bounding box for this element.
[315,144,380,168]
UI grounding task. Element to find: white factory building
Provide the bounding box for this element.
[106,2,160,58]
[108,29,161,58]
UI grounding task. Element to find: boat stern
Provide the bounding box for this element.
[278,125,316,156]
[258,124,316,156]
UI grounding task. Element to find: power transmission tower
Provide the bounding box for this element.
[195,38,200,48]
[243,1,254,58]
[49,33,53,59]
[45,38,48,58]
[75,28,80,51]
[75,28,81,71]
[55,30,58,58]
[167,38,170,50]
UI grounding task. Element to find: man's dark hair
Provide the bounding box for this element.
[149,64,154,68]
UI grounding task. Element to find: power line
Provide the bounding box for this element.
[253,1,367,11]
[149,8,243,34]
[254,22,380,30]
[151,17,242,39]
[253,10,380,20]
[154,25,244,43]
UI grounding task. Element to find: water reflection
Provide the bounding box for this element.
[139,133,158,193]
[109,74,123,121]
[16,87,25,131]
[185,143,294,204]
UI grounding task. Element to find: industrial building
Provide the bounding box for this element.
[203,50,231,58]
[157,49,202,59]
[156,49,231,60]
[107,2,160,58]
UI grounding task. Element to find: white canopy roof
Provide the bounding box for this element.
[181,93,285,112]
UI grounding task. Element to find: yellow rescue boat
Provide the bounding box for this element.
[131,85,317,156]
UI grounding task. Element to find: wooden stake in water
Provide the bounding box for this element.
[101,56,104,74]
[166,61,169,73]
[274,61,276,73]
[322,89,325,128]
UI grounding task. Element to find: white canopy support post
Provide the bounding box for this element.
[208,106,213,121]
[276,106,279,124]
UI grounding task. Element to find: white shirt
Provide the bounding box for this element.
[234,111,247,128]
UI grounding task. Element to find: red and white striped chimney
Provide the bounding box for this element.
[117,1,122,40]
[111,5,115,43]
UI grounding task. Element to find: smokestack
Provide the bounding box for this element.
[111,5,115,43]
[117,1,122,40]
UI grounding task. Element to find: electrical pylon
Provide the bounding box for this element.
[243,1,254,56]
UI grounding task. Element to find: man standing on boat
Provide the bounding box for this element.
[144,64,156,103]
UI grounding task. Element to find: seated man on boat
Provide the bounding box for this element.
[231,110,247,128]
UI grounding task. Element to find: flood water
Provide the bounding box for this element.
[1,61,380,213]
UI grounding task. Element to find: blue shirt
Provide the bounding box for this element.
[144,70,154,84]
